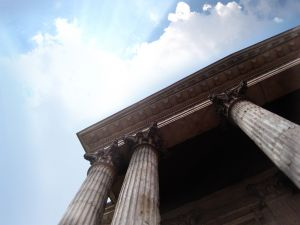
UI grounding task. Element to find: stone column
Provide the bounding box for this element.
[111,124,161,225]
[210,81,300,188]
[58,141,121,225]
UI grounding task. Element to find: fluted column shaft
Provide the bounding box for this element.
[230,100,300,188]
[111,131,160,225]
[58,164,115,225]
[58,141,121,225]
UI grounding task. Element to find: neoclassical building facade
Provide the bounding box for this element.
[59,26,300,225]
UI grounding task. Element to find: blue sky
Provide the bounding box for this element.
[0,1,299,224]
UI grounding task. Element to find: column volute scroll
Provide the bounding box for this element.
[123,122,162,155]
[209,80,247,118]
[84,140,123,174]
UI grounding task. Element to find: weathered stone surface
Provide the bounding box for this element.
[230,100,300,188]
[77,26,300,153]
[161,169,300,225]
[111,124,161,225]
[210,80,247,117]
[58,143,121,225]
[84,140,122,172]
[211,80,300,189]
[59,165,115,225]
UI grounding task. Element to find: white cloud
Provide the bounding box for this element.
[149,11,160,25]
[5,1,299,124]
[274,17,283,23]
[168,2,192,22]
[203,3,212,12]
[19,20,131,121]
[215,2,242,17]
[3,2,299,225]
[32,33,44,46]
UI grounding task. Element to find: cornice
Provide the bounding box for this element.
[77,26,300,153]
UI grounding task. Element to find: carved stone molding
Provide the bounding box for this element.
[110,122,161,225]
[210,80,247,118]
[161,203,264,225]
[84,140,122,173]
[246,172,289,209]
[161,170,293,225]
[78,26,300,153]
[123,122,162,154]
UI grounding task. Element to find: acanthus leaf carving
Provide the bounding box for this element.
[124,122,162,154]
[84,140,122,172]
[209,80,247,118]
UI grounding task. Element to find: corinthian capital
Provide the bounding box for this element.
[84,140,122,171]
[209,80,247,117]
[124,122,162,152]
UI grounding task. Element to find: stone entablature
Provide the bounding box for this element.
[59,27,300,225]
[78,26,300,153]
